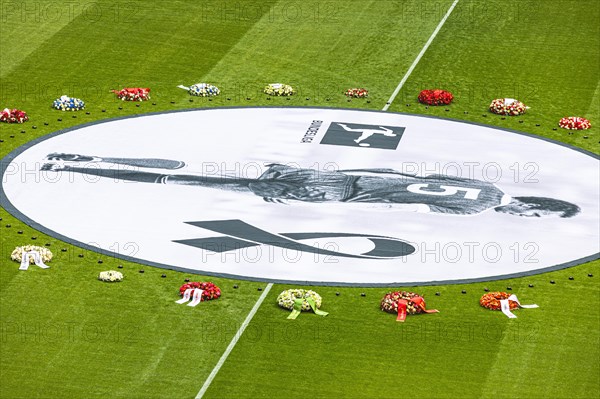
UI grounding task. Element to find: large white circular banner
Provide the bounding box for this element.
[1,107,598,285]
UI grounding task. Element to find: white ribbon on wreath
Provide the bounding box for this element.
[19,251,50,271]
[188,289,204,307]
[175,288,204,307]
[499,294,538,318]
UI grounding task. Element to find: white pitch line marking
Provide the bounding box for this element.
[195,283,273,399]
[382,0,460,111]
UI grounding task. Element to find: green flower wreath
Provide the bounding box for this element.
[277,289,322,311]
[277,289,327,319]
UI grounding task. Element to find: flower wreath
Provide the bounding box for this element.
[277,289,328,319]
[479,292,519,310]
[345,88,368,98]
[264,83,295,96]
[112,88,151,101]
[480,292,538,318]
[559,116,591,130]
[380,291,439,322]
[188,83,220,97]
[53,95,85,111]
[98,270,123,282]
[11,245,53,264]
[1,108,29,123]
[178,282,221,301]
[418,89,454,106]
[489,98,528,116]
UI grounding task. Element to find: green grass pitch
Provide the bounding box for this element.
[1,0,598,398]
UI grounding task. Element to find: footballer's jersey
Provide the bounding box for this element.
[250,164,357,202]
[252,164,510,215]
[347,174,510,215]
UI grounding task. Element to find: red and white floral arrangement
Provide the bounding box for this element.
[1,108,29,123]
[113,88,151,101]
[558,116,591,130]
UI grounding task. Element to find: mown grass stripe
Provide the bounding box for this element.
[382,0,460,111]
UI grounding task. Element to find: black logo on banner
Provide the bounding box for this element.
[174,220,415,259]
[320,122,405,150]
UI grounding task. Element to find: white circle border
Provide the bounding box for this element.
[1,106,598,287]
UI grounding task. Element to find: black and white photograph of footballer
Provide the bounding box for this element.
[42,153,580,217]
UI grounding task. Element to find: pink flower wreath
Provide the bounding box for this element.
[1,108,29,124]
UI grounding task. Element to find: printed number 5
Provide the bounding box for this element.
[407,184,481,200]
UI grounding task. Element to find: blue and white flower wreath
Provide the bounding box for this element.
[52,95,85,111]
[177,83,220,97]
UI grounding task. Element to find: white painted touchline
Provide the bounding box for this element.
[382,0,460,111]
[196,2,460,396]
[195,283,273,399]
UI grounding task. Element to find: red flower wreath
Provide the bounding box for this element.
[344,88,369,98]
[1,108,29,124]
[559,117,591,130]
[112,87,151,101]
[380,291,438,322]
[418,89,454,106]
[179,282,221,301]
[479,292,519,311]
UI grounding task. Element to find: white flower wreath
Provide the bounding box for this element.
[98,270,124,282]
[489,98,529,116]
[277,289,323,311]
[11,245,53,264]
[264,83,295,96]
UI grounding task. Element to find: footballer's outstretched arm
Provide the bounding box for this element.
[45,153,185,169]
[40,163,253,192]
